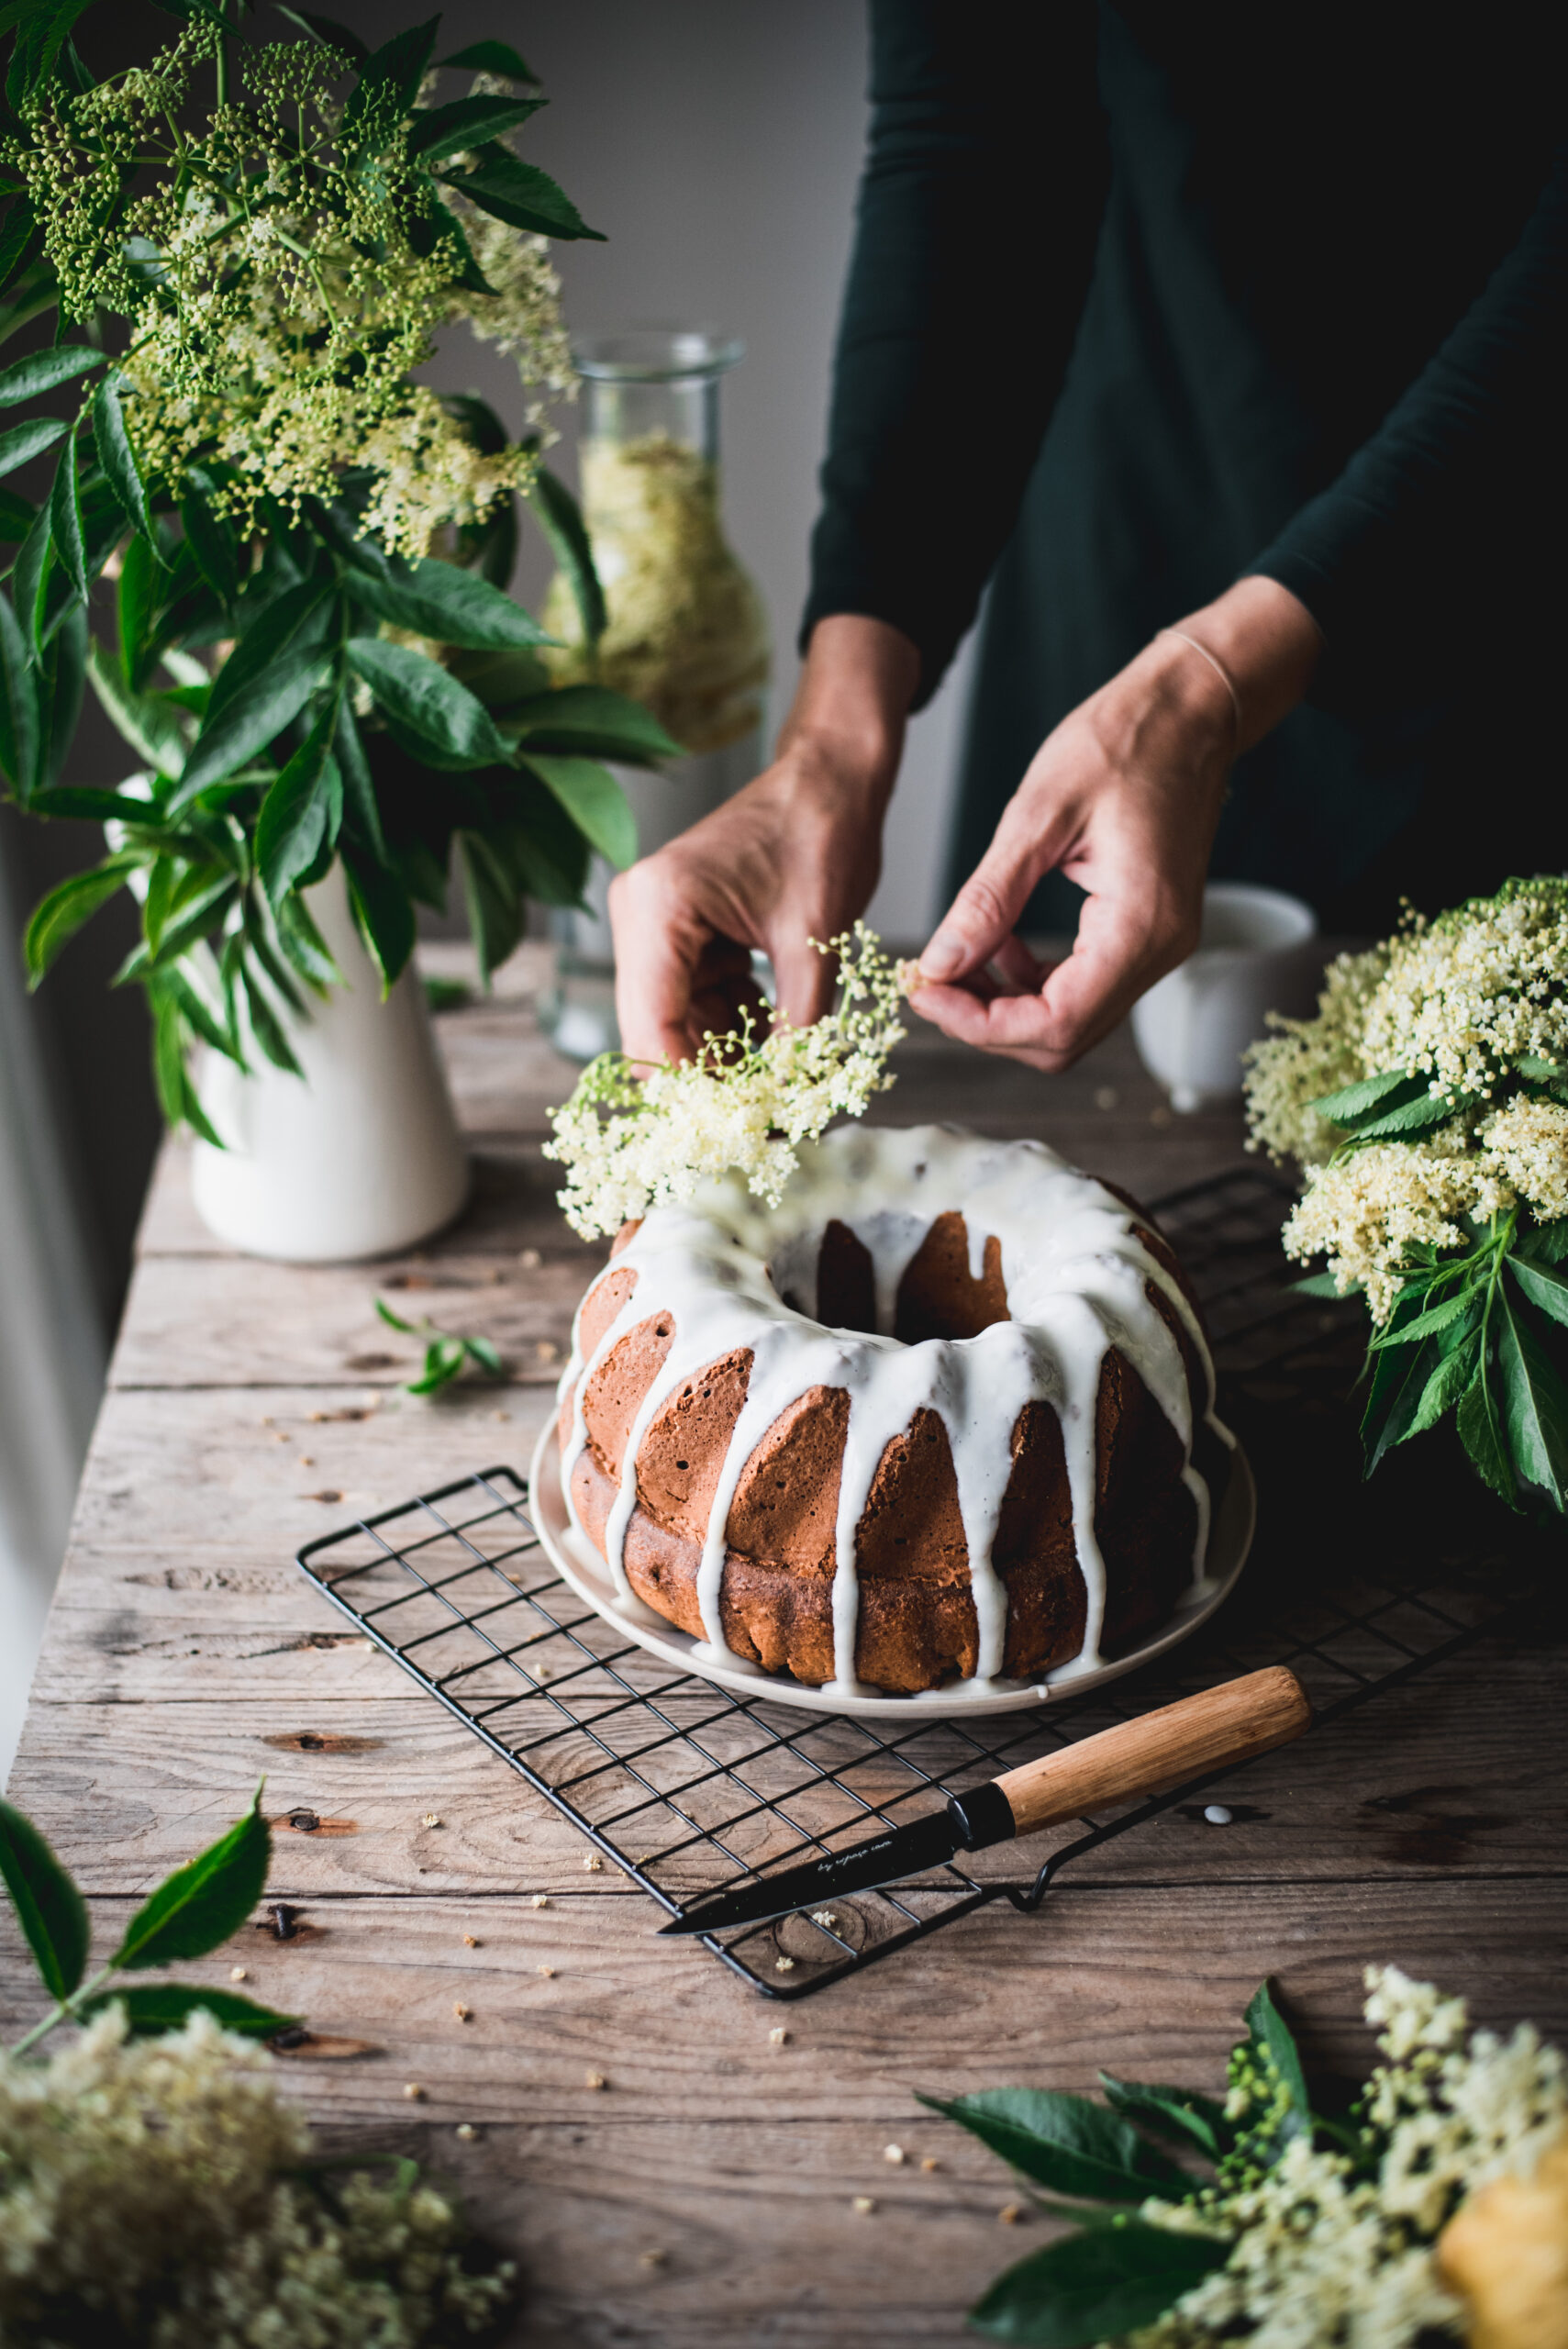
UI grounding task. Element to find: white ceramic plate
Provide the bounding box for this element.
[528,1422,1255,1720]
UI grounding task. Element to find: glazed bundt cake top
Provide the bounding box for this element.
[560,1124,1229,1695]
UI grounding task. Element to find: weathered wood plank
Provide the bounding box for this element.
[3,1881,1564,2349]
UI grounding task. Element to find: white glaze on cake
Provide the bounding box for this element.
[558,1126,1229,1693]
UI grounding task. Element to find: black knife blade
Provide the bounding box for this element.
[655,1665,1314,1940]
[657,1782,1014,1937]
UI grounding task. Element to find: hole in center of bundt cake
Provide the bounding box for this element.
[809,1211,1010,1343]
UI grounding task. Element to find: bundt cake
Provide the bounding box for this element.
[555,1125,1230,1696]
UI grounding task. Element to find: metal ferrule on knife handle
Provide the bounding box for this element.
[949,1665,1312,1848]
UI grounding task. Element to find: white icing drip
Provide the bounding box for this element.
[559,1126,1227,1692]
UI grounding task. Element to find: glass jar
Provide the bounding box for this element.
[539,328,770,1061]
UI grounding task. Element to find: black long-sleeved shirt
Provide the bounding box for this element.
[804,6,1566,924]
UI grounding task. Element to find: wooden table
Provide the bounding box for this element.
[6,946,1565,2347]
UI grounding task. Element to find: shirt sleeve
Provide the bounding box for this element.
[1247,141,1568,717]
[799,0,1107,710]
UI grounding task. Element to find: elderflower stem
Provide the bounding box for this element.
[8,1961,118,2058]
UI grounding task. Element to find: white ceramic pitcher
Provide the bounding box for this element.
[1130,882,1321,1112]
[190,865,469,1261]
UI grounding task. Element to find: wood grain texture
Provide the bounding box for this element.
[5,945,1564,2349]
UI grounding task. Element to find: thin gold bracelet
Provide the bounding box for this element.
[1157,628,1243,740]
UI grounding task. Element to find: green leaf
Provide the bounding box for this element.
[345,634,509,768]
[1360,1290,1440,1475]
[179,472,239,609]
[256,699,342,907]
[463,1334,503,1376]
[520,752,638,869]
[505,683,682,763]
[0,1798,90,2002]
[456,829,524,985]
[1096,2075,1229,2161]
[47,429,86,603]
[274,890,339,992]
[407,1334,468,1393]
[1409,1328,1483,1439]
[1352,1086,1473,1142]
[1510,1254,1568,1331]
[374,1297,417,1334]
[92,373,153,541]
[488,793,590,907]
[1496,1287,1568,1508]
[241,963,305,1076]
[1241,1982,1311,2158]
[1367,1286,1479,1352]
[0,342,104,406]
[272,3,369,60]
[86,638,188,774]
[341,838,416,987]
[437,39,538,80]
[117,528,159,688]
[407,94,545,162]
[79,1984,301,2040]
[439,145,605,241]
[23,855,134,983]
[1456,1361,1517,1505]
[0,485,36,541]
[970,2219,1228,2346]
[109,1788,272,1969]
[347,552,553,651]
[176,643,334,807]
[162,963,241,1064]
[205,581,335,732]
[917,2089,1187,2204]
[1516,1219,1568,1266]
[1288,1270,1350,1298]
[0,414,67,480]
[1308,1066,1413,1124]
[343,15,440,148]
[37,598,85,790]
[334,697,389,866]
[0,587,39,796]
[527,462,607,645]
[13,499,51,651]
[0,194,39,296]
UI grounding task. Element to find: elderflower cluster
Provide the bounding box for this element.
[544,926,908,1239]
[1129,1965,1568,2349]
[0,2004,513,2342]
[6,37,573,558]
[1245,879,1568,1320]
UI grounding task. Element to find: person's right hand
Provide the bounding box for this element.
[609,615,919,1066]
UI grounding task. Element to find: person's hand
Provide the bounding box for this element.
[908,575,1321,1071]
[609,615,919,1065]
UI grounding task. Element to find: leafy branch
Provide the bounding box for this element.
[374,1294,506,1394]
[0,1787,298,2055]
[0,1,683,1141]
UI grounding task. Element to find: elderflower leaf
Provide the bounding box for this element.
[0,1797,90,2002]
[970,2221,1228,2346]
[78,1983,301,2040]
[1097,2074,1231,2160]
[110,1786,272,1970]
[917,2087,1189,2203]
[1496,1287,1568,1507]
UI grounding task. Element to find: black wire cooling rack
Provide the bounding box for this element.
[296,1163,1543,1999]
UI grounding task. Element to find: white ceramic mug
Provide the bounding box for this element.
[1130,882,1320,1112]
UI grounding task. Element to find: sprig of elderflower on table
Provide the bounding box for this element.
[0,1791,514,2342]
[1242,876,1568,1514]
[932,1967,1568,2348]
[544,924,909,1240]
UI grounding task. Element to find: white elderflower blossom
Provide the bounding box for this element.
[1122,1966,1568,2349]
[544,926,907,1239]
[0,2003,514,2342]
[6,39,573,560]
[1243,879,1568,1319]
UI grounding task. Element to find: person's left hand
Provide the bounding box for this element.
[907,575,1320,1072]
